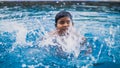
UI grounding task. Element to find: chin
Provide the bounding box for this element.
[59,30,69,36]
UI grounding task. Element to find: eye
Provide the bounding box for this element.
[59,21,65,24]
[66,20,70,24]
[58,20,71,25]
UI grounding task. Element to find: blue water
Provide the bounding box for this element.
[0,1,120,68]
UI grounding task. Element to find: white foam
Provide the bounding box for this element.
[39,26,85,58]
[0,21,27,44]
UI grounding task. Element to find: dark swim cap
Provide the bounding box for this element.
[55,11,73,27]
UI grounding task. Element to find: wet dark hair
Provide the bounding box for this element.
[55,11,73,27]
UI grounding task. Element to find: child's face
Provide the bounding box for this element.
[56,17,73,35]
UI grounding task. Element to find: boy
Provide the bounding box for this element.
[40,11,86,58]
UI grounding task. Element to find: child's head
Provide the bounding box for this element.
[55,11,73,27]
[55,11,74,36]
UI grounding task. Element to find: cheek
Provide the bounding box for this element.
[68,23,72,27]
[56,24,62,28]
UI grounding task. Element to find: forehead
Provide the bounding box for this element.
[57,17,71,21]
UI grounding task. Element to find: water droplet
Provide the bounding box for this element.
[22,64,26,68]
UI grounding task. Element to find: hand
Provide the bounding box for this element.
[81,37,86,45]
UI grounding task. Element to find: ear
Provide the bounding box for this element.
[55,23,57,27]
[72,22,74,26]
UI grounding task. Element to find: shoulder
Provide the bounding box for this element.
[73,31,86,44]
[42,30,57,40]
[47,30,58,37]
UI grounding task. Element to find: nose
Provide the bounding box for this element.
[63,22,69,27]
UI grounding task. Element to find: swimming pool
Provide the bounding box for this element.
[0,1,120,68]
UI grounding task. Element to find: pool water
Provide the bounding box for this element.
[0,1,120,68]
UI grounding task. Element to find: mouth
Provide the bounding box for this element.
[61,27,68,30]
[57,27,69,36]
[60,27,69,32]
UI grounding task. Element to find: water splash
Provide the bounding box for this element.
[0,3,120,68]
[0,21,27,44]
